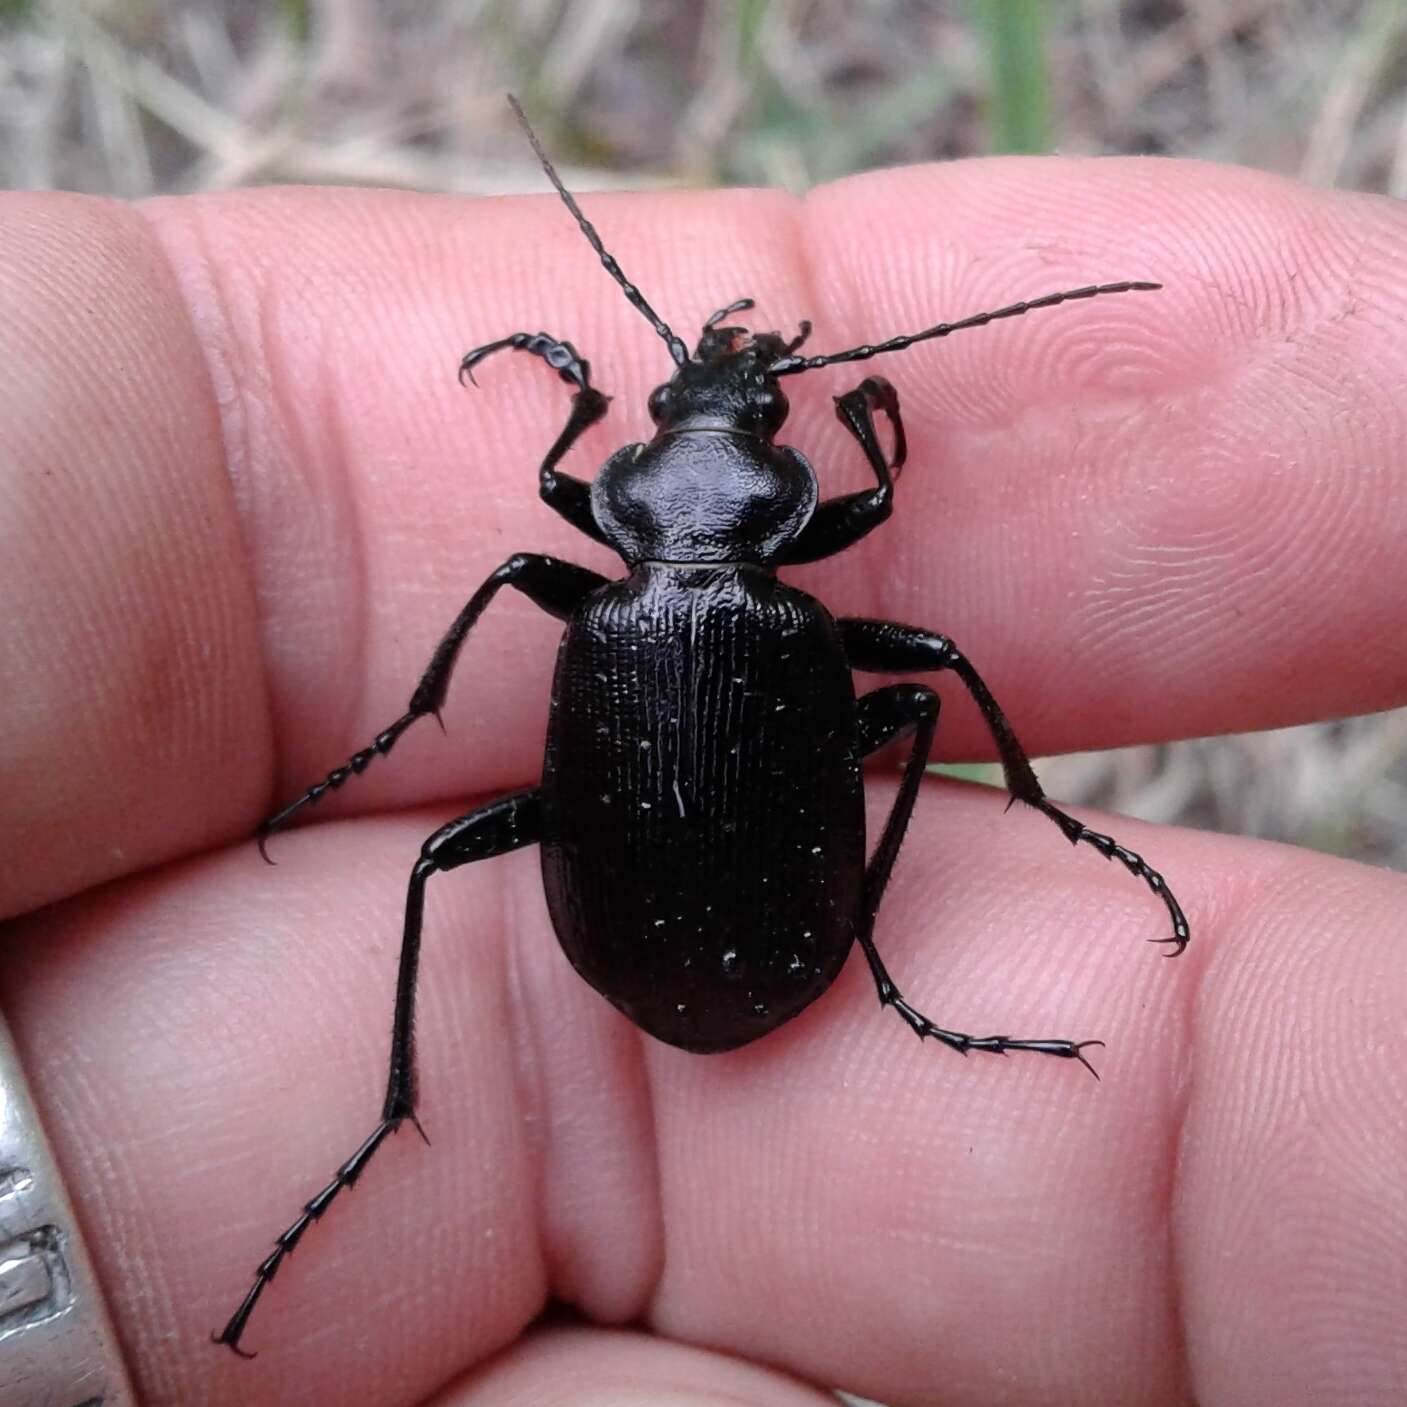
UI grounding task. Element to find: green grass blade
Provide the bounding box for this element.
[968,0,1052,154]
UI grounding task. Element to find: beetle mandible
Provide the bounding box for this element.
[214,96,1189,1355]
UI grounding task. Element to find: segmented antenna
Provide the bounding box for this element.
[508,95,689,367]
[767,280,1161,376]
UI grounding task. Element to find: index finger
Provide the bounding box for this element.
[3,159,1404,916]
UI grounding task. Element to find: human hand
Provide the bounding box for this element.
[2,157,1404,1406]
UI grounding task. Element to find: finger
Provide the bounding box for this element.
[440,1323,838,1406]
[800,160,1407,762]
[0,821,625,1407]
[2,790,1402,1404]
[7,164,1407,915]
[641,794,1406,1405]
[145,161,1406,781]
[0,193,268,919]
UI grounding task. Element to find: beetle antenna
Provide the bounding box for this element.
[767,280,1161,376]
[508,95,689,367]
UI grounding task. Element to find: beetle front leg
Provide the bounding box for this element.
[842,618,1189,955]
[853,684,1103,1075]
[258,553,604,857]
[458,330,613,545]
[779,376,907,564]
[215,788,541,1356]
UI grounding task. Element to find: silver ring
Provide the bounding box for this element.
[0,1011,137,1407]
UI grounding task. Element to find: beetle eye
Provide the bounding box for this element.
[752,384,787,431]
[648,386,671,423]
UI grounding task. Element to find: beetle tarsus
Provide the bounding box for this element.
[213,1116,403,1357]
[1072,1040,1105,1080]
[884,989,1104,1073]
[253,709,421,856]
[1043,810,1189,956]
[211,1327,257,1360]
[459,331,593,393]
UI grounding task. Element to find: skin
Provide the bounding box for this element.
[0,158,1405,1407]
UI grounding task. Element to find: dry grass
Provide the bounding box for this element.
[3,0,1405,870]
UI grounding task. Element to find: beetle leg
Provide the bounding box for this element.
[855,683,940,920]
[842,618,1190,955]
[215,788,541,1357]
[854,684,1103,1075]
[458,330,613,544]
[258,554,604,857]
[778,376,907,564]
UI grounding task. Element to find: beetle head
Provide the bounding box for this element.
[645,317,809,441]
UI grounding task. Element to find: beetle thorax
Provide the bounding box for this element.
[591,336,820,566]
[592,427,817,566]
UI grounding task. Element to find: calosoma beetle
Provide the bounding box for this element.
[215,97,1188,1355]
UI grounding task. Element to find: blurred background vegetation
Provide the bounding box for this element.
[2,0,1405,872]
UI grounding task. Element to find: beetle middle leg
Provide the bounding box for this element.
[842,618,1189,955]
[258,554,604,855]
[215,788,541,1356]
[854,684,1103,1074]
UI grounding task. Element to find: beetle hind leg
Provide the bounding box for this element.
[853,684,1102,1076]
[214,789,541,1356]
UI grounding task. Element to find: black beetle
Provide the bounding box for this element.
[215,97,1188,1355]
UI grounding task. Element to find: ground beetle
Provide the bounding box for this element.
[215,97,1189,1355]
